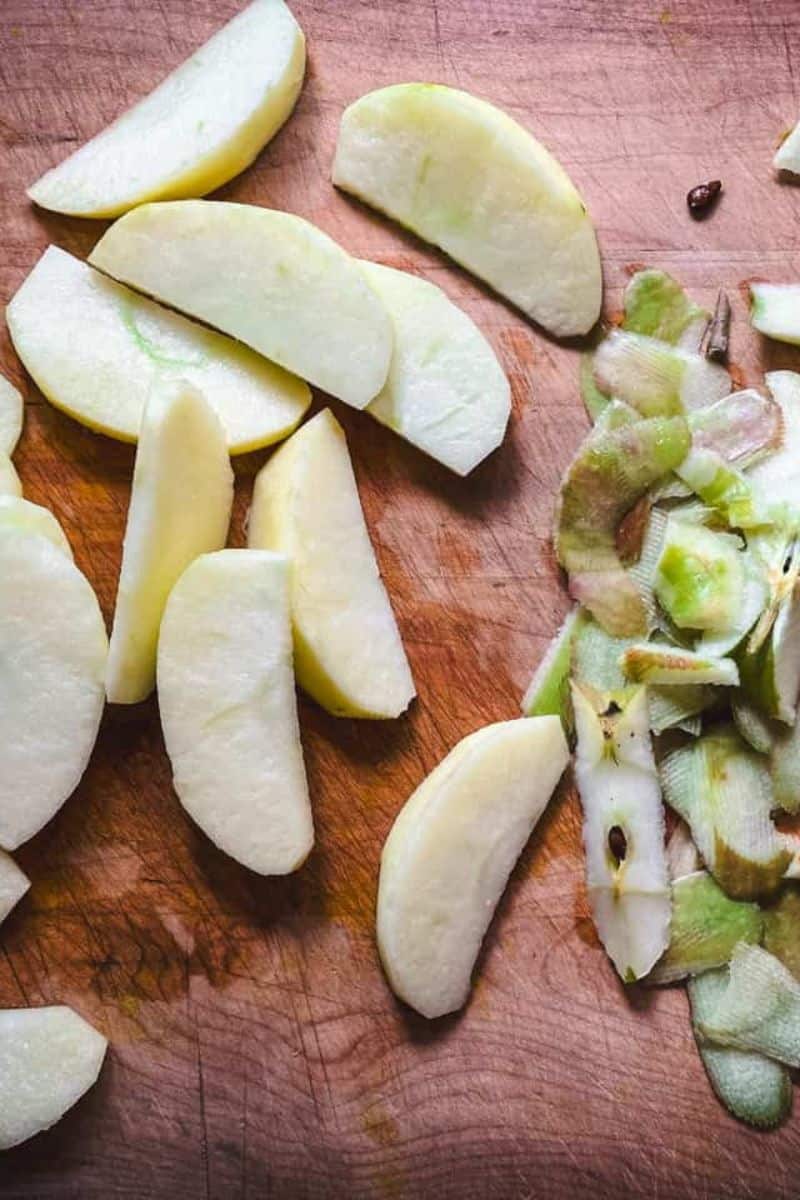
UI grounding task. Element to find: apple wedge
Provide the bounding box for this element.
[750,284,800,345]
[0,375,22,456]
[0,496,71,558]
[0,454,21,497]
[7,247,310,453]
[90,202,393,408]
[358,261,511,474]
[106,382,233,705]
[376,717,569,1019]
[248,409,415,719]
[0,1006,107,1149]
[27,0,305,219]
[333,83,602,337]
[158,550,313,874]
[0,528,107,850]
[0,851,29,926]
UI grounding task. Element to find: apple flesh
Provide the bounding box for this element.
[0,528,107,850]
[0,1006,107,1149]
[158,550,313,874]
[0,454,21,497]
[248,409,415,719]
[333,83,602,337]
[0,496,72,558]
[7,247,310,453]
[376,716,569,1018]
[27,0,305,218]
[106,381,233,704]
[0,375,22,456]
[90,201,393,409]
[358,261,511,474]
[0,851,29,926]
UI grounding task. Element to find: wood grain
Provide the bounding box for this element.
[2,1,800,1196]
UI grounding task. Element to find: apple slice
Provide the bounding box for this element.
[0,496,72,558]
[248,409,414,719]
[750,283,800,344]
[333,84,602,337]
[0,1006,107,1149]
[158,550,313,875]
[27,0,305,218]
[7,247,310,453]
[358,261,511,475]
[0,454,21,497]
[106,382,233,705]
[571,684,671,981]
[376,716,569,1018]
[0,851,29,926]
[0,375,22,456]
[90,202,393,408]
[0,528,107,849]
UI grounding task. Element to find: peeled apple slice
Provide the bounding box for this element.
[593,330,730,417]
[689,969,792,1129]
[571,684,671,981]
[358,261,511,475]
[0,1006,108,1150]
[775,120,800,173]
[27,0,305,218]
[0,529,107,849]
[90,202,392,409]
[697,944,800,1067]
[158,550,312,874]
[0,851,29,925]
[248,409,415,719]
[376,716,569,1018]
[555,407,690,636]
[0,454,22,498]
[0,375,23,455]
[648,871,763,985]
[661,728,790,901]
[333,83,602,337]
[750,283,800,344]
[106,382,233,705]
[0,496,71,558]
[7,247,310,453]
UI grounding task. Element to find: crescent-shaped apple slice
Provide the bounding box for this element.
[376,716,569,1019]
[334,84,602,337]
[0,529,107,850]
[158,550,313,875]
[27,0,305,218]
[0,851,29,927]
[0,375,22,456]
[90,202,393,409]
[0,1007,107,1149]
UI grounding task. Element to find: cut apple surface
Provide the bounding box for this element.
[248,409,414,719]
[376,717,569,1019]
[0,528,107,850]
[358,261,511,475]
[0,851,29,926]
[158,550,313,875]
[106,381,233,705]
[27,0,305,219]
[333,83,602,337]
[571,685,671,981]
[90,202,393,408]
[0,1006,107,1150]
[0,375,23,456]
[0,454,21,497]
[7,247,310,453]
[0,496,71,558]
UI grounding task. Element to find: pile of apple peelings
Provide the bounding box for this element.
[523,267,800,1129]
[0,0,613,1150]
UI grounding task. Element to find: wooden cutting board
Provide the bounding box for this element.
[2,1,800,1196]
